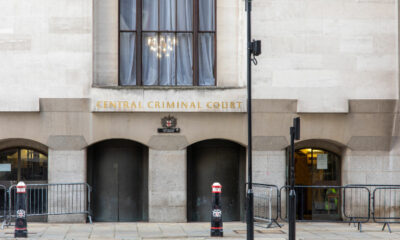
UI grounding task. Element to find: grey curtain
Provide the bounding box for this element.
[159,33,176,85]
[160,0,176,31]
[120,0,136,30]
[142,33,158,85]
[142,0,194,86]
[143,0,158,30]
[199,0,215,31]
[121,0,214,86]
[199,33,215,86]
[177,0,192,31]
[120,33,136,85]
[198,0,215,85]
[177,33,193,85]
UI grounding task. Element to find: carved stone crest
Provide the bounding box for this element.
[158,115,180,133]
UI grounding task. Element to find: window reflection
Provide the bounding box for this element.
[20,149,48,181]
[0,149,18,181]
[0,148,47,182]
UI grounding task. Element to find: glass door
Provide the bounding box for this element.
[310,150,340,220]
[294,148,341,221]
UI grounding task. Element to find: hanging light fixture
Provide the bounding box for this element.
[147,35,177,58]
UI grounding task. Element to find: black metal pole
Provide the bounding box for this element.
[288,127,296,240]
[246,1,254,240]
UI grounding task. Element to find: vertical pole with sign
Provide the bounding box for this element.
[15,181,27,238]
[289,118,300,240]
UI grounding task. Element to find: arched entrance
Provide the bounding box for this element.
[187,139,246,222]
[0,145,48,221]
[291,146,341,221]
[87,139,148,222]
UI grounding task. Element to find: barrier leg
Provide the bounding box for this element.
[382,223,391,233]
[273,219,282,228]
[267,221,273,228]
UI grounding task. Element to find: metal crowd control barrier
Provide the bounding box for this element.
[251,183,400,233]
[279,185,370,232]
[252,183,281,228]
[372,186,400,233]
[5,183,92,227]
[345,184,400,233]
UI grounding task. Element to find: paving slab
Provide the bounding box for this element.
[0,222,399,239]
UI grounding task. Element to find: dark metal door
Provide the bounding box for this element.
[93,148,119,221]
[188,140,243,222]
[91,141,144,222]
[118,147,142,221]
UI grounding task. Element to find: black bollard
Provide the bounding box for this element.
[15,181,27,238]
[211,182,223,237]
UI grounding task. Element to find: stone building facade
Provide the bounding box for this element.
[0,0,399,222]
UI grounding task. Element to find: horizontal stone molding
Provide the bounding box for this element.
[349,100,397,113]
[253,136,289,150]
[252,99,297,113]
[47,135,88,150]
[148,136,189,150]
[40,98,90,112]
[347,136,392,151]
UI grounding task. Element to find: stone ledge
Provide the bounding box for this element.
[347,136,392,151]
[40,98,90,112]
[47,135,88,150]
[92,85,246,90]
[148,136,188,150]
[349,100,397,113]
[253,136,289,150]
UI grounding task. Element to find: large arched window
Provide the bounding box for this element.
[0,148,48,182]
[119,0,216,86]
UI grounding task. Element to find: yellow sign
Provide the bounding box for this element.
[93,100,246,112]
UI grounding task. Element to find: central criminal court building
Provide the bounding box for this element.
[0,0,399,222]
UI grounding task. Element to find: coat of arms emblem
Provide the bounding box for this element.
[158,115,180,133]
[162,115,177,129]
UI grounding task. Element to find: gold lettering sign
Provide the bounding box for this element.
[94,100,245,112]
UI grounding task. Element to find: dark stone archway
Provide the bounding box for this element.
[187,139,246,222]
[87,139,148,222]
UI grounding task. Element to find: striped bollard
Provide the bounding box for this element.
[15,181,27,238]
[211,182,223,237]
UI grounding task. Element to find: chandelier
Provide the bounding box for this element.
[147,36,177,58]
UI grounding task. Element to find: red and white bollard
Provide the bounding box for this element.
[15,181,27,238]
[211,182,223,237]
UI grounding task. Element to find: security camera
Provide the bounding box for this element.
[250,40,261,56]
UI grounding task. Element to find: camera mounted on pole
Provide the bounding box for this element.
[250,40,261,65]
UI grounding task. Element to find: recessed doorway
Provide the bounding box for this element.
[187,139,246,222]
[87,139,148,222]
[292,148,341,221]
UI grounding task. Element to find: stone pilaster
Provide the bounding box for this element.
[148,149,186,222]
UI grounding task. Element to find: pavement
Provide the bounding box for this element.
[1,222,400,239]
